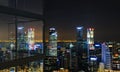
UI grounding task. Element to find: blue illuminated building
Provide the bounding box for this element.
[102,43,111,70]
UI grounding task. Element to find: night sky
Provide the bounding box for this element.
[45,0,120,41]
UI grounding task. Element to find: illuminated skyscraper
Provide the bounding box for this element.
[27,28,35,50]
[87,28,94,50]
[70,26,88,71]
[17,26,26,50]
[87,28,95,61]
[87,28,96,71]
[44,28,58,71]
[48,27,57,56]
[102,43,111,70]
[76,27,85,53]
[76,27,83,41]
[76,26,84,70]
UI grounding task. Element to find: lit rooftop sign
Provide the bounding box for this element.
[76,26,83,30]
[50,28,55,30]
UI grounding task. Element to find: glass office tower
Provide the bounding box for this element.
[87,28,96,72]
[102,43,111,70]
[87,28,95,61]
[76,26,84,71]
[44,27,58,71]
[48,27,57,56]
[87,28,94,50]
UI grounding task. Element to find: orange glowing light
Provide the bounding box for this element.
[115,53,119,57]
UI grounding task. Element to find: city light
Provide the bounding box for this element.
[50,27,55,30]
[28,28,35,50]
[95,44,100,47]
[0,0,119,72]
[76,26,83,30]
[108,45,113,47]
[51,32,57,37]
[115,53,119,57]
[18,27,24,30]
[94,43,101,48]
[90,57,97,61]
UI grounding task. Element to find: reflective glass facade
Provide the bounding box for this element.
[0,13,43,61]
[0,0,44,71]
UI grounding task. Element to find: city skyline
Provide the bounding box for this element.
[0,0,120,42]
[0,0,120,71]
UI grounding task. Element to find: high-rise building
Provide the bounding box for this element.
[44,27,58,71]
[48,27,57,56]
[87,28,97,72]
[76,26,84,71]
[94,42,102,67]
[87,28,95,61]
[107,42,120,70]
[101,43,111,70]
[76,27,83,41]
[27,28,35,50]
[17,26,26,50]
[87,28,94,50]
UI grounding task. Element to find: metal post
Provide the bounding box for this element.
[69,48,71,69]
[43,20,46,72]
[43,0,46,71]
[15,0,18,72]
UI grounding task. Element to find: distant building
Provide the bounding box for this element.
[48,27,57,56]
[27,28,35,50]
[44,27,58,71]
[107,42,120,70]
[17,26,26,50]
[87,28,95,62]
[94,42,102,68]
[75,26,87,71]
[102,43,111,70]
[87,28,98,71]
